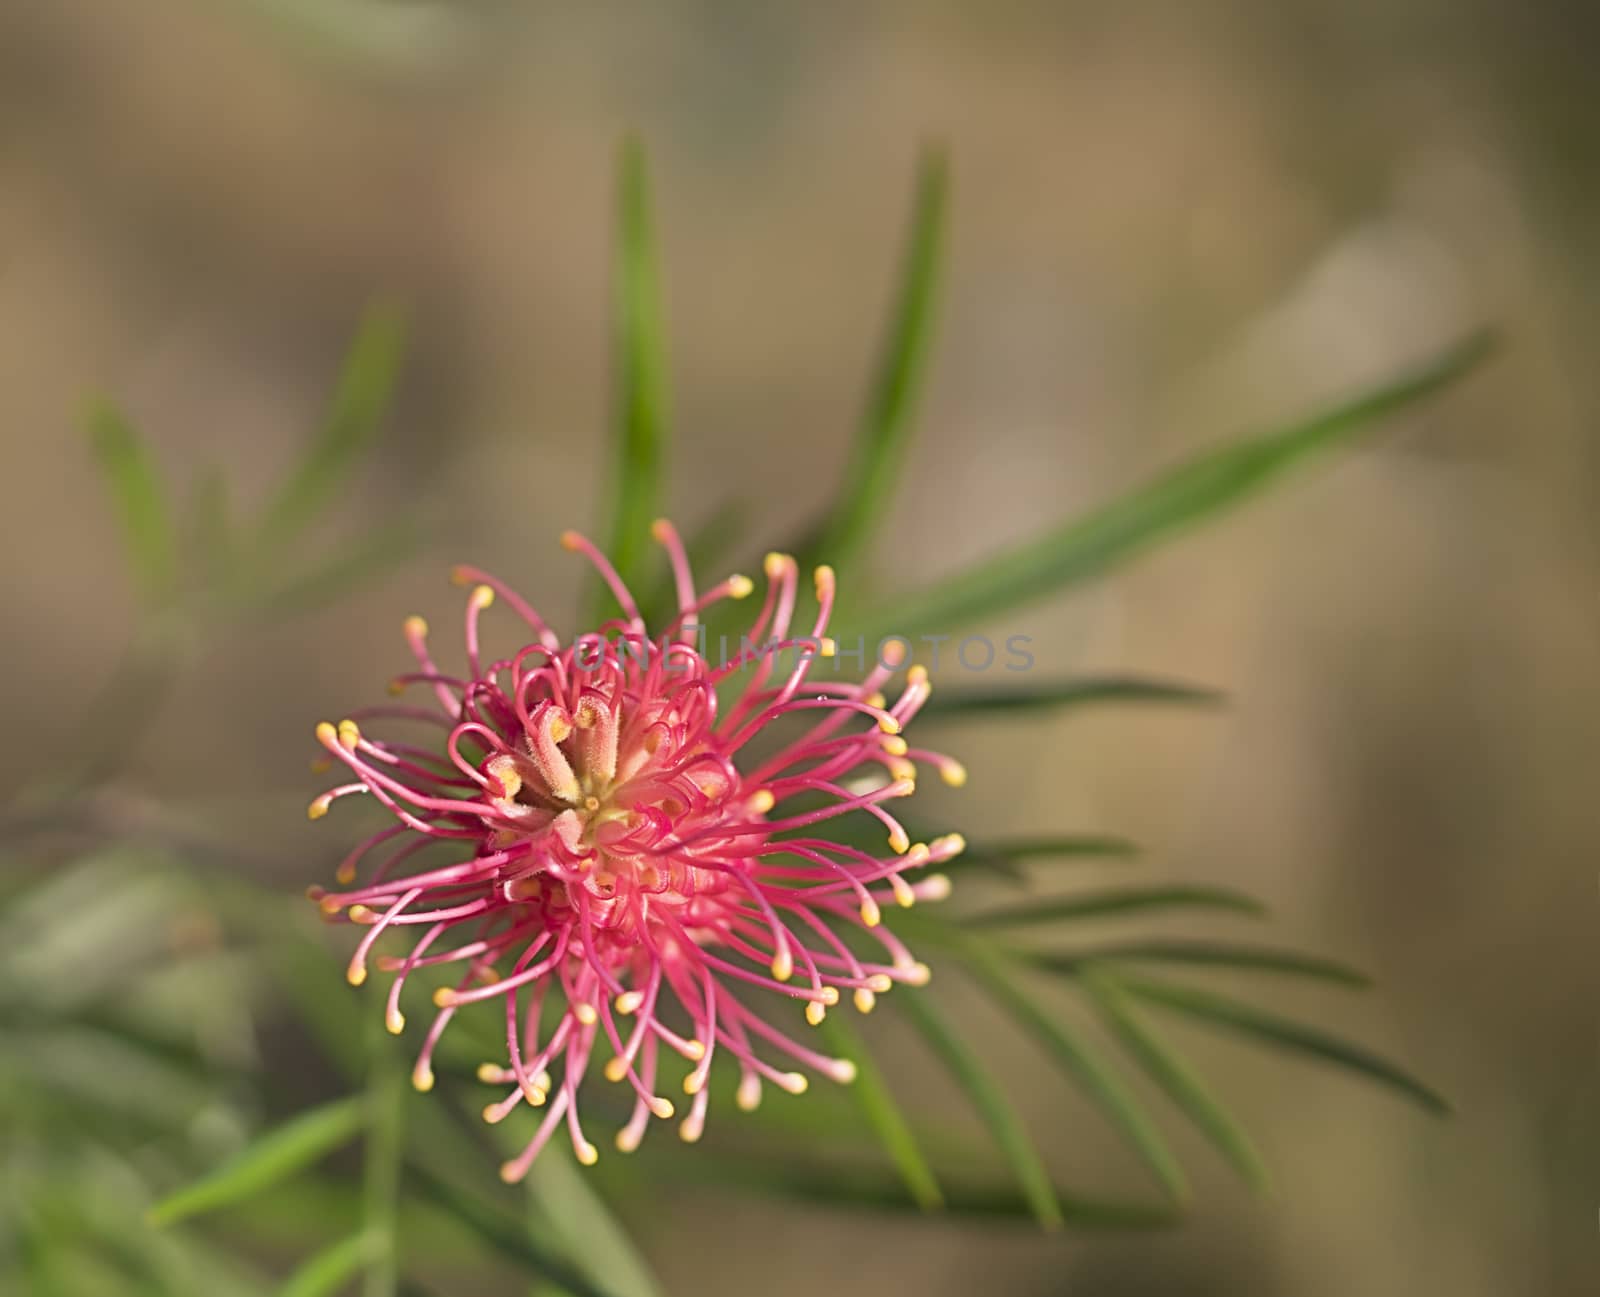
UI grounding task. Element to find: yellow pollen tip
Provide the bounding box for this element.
[678,1120,703,1144]
[908,962,932,986]
[888,828,911,855]
[572,1001,598,1026]
[908,665,929,688]
[748,789,775,814]
[387,679,405,696]
[432,987,457,1009]
[878,716,902,735]
[412,1066,435,1093]
[866,691,887,710]
[548,714,573,744]
[854,987,877,1013]
[314,721,338,746]
[450,567,471,586]
[763,551,793,578]
[346,964,367,987]
[890,875,916,908]
[386,1007,405,1034]
[683,1073,704,1096]
[615,990,645,1015]
[335,864,356,884]
[559,530,582,552]
[650,1097,675,1120]
[941,833,968,858]
[470,583,495,611]
[310,757,333,775]
[922,873,953,901]
[307,796,332,821]
[615,1128,642,1154]
[805,1000,827,1027]
[881,735,908,756]
[736,1078,761,1111]
[781,1072,809,1095]
[318,897,343,917]
[832,1060,858,1084]
[347,904,374,924]
[477,1063,502,1083]
[683,1039,707,1062]
[498,1161,521,1184]
[888,757,917,782]
[603,1057,629,1083]
[820,636,837,658]
[770,950,794,983]
[576,1141,599,1166]
[813,565,836,599]
[727,574,754,599]
[820,986,840,1005]
[337,719,360,751]
[860,898,882,927]
[650,518,672,540]
[404,614,429,637]
[940,760,968,788]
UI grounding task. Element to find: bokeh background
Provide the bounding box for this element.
[2,2,1597,1295]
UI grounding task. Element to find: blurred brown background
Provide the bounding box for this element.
[2,1,1596,1294]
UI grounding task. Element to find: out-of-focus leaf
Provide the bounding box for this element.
[1081,969,1270,1194]
[966,884,1266,929]
[922,676,1224,717]
[84,400,178,604]
[945,835,1141,881]
[598,135,669,619]
[255,519,428,616]
[896,991,1063,1229]
[149,1096,369,1227]
[362,1042,405,1297]
[862,330,1493,637]
[1028,940,1371,987]
[255,304,408,554]
[524,1145,663,1297]
[279,1234,377,1297]
[407,1164,617,1297]
[185,465,234,591]
[812,145,948,576]
[1113,973,1449,1113]
[817,1012,944,1211]
[961,950,1188,1202]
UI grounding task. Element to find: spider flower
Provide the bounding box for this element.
[308,522,964,1179]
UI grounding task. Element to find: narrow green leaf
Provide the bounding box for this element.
[961,949,1188,1202]
[1113,973,1449,1114]
[84,400,178,604]
[598,135,669,619]
[1081,969,1271,1194]
[816,1012,944,1210]
[1028,940,1371,987]
[149,1096,369,1227]
[923,676,1224,717]
[896,991,1062,1229]
[862,330,1494,636]
[279,1233,377,1297]
[186,465,234,590]
[966,884,1266,929]
[256,304,408,553]
[407,1164,616,1297]
[524,1150,663,1297]
[946,835,1141,881]
[813,145,948,575]
[362,1039,405,1297]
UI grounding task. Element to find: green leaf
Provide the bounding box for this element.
[148,1096,369,1227]
[598,135,670,619]
[960,949,1189,1202]
[896,991,1063,1229]
[861,330,1494,637]
[279,1234,377,1297]
[965,884,1266,929]
[524,1149,662,1297]
[406,1164,617,1297]
[1113,973,1449,1114]
[923,676,1224,717]
[84,400,178,604]
[362,1041,405,1297]
[1028,939,1371,987]
[812,145,948,576]
[255,304,408,554]
[185,465,234,590]
[816,1011,944,1211]
[946,835,1141,881]
[1081,969,1271,1194]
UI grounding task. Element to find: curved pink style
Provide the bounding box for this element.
[308,522,963,1179]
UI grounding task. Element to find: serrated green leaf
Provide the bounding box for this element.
[406,1164,617,1297]
[923,676,1224,717]
[84,400,178,605]
[959,949,1188,1202]
[1081,968,1270,1194]
[1113,973,1449,1113]
[148,1096,369,1227]
[812,145,948,576]
[896,991,1062,1229]
[965,884,1266,929]
[1028,940,1370,987]
[861,330,1493,637]
[279,1233,377,1297]
[597,135,669,621]
[255,304,407,554]
[816,1011,944,1210]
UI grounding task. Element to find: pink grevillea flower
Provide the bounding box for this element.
[307,522,964,1179]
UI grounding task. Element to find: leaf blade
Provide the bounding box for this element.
[813,145,948,575]
[84,400,178,605]
[923,676,1224,718]
[1028,939,1371,987]
[965,884,1267,930]
[863,330,1494,637]
[148,1096,369,1227]
[279,1233,377,1297]
[896,991,1063,1229]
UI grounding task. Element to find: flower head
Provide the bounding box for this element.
[308,522,962,1178]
